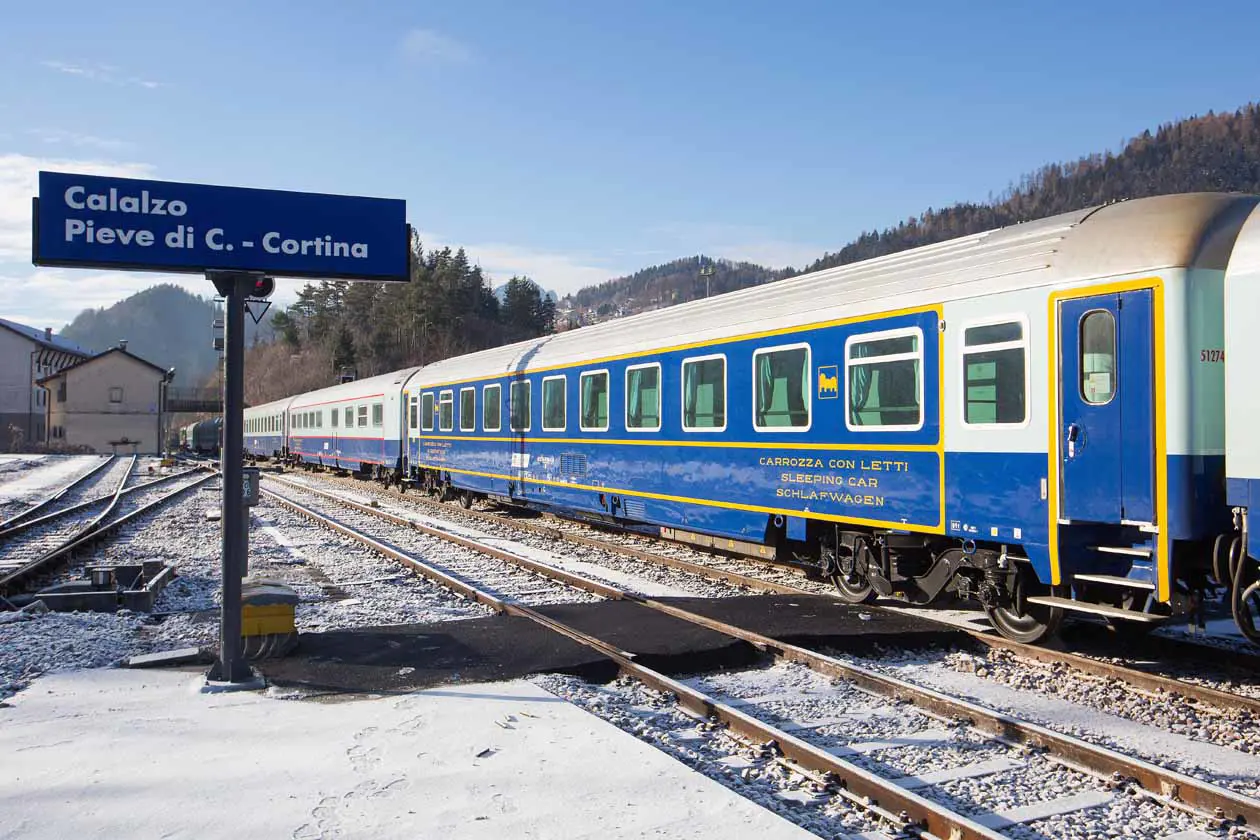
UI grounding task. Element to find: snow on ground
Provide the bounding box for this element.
[867,654,1260,796]
[0,669,817,840]
[0,454,103,504]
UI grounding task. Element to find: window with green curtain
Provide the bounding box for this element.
[682,357,725,430]
[484,384,502,431]
[510,381,531,432]
[754,346,809,428]
[580,371,608,430]
[542,377,566,430]
[626,365,660,429]
[438,392,453,431]
[460,388,475,431]
[421,393,435,431]
[963,321,1026,424]
[846,333,921,428]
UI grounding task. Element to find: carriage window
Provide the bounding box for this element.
[438,391,454,432]
[626,363,661,431]
[846,329,923,430]
[316,411,322,428]
[963,320,1027,425]
[1080,310,1116,405]
[331,408,338,428]
[510,381,531,432]
[357,405,368,427]
[753,344,810,430]
[682,355,726,431]
[542,376,566,431]
[344,407,353,428]
[421,393,435,431]
[372,403,383,427]
[460,388,475,432]
[580,371,609,431]
[483,384,502,432]
[409,398,418,430]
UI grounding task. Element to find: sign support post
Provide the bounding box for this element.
[206,271,258,685]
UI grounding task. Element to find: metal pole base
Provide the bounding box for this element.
[199,668,266,694]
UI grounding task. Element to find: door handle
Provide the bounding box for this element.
[1065,423,1081,460]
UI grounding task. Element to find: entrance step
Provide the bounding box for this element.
[1025,596,1164,622]
[1091,545,1153,557]
[1072,573,1156,590]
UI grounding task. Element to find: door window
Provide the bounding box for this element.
[1079,310,1116,405]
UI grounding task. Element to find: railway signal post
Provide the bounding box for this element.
[32,171,410,688]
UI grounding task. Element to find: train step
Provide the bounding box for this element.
[1071,573,1156,590]
[1090,545,1152,557]
[1025,595,1164,622]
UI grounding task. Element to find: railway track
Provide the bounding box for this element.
[262,475,1260,836]
[0,462,214,598]
[282,469,1260,716]
[0,455,130,536]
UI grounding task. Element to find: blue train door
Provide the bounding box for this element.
[1058,290,1155,524]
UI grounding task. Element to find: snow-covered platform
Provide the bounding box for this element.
[0,668,816,839]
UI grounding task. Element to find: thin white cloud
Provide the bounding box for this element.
[27,128,134,153]
[400,29,473,64]
[416,229,628,295]
[0,266,208,329]
[0,153,155,260]
[41,60,165,89]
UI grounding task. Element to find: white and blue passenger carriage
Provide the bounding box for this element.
[243,396,293,459]
[397,193,1260,642]
[283,368,418,475]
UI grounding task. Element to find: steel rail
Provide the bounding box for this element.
[264,477,1260,831]
[260,484,1007,840]
[291,473,1260,715]
[0,455,117,533]
[0,466,205,543]
[0,461,211,596]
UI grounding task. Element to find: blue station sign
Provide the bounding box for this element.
[33,172,410,281]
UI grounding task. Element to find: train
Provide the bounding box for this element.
[180,418,222,456]
[244,192,1260,646]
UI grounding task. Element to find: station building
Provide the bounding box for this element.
[0,318,92,450]
[37,342,173,455]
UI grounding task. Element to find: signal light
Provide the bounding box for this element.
[249,276,275,299]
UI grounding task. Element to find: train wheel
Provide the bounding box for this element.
[831,572,875,603]
[459,491,474,509]
[983,570,1063,644]
[828,544,876,604]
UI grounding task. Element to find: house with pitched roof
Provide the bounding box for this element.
[0,318,92,449]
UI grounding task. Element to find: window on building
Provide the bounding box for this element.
[753,344,810,430]
[109,387,123,404]
[625,363,661,431]
[682,355,726,431]
[421,392,435,432]
[438,391,453,432]
[483,384,502,432]
[58,382,66,403]
[542,376,566,432]
[580,371,609,431]
[963,320,1027,425]
[510,380,531,432]
[460,388,475,432]
[358,405,368,427]
[372,403,383,427]
[1079,310,1116,405]
[846,329,923,430]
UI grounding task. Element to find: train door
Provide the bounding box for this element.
[1057,290,1155,525]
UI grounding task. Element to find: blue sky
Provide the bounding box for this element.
[3,0,1260,328]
